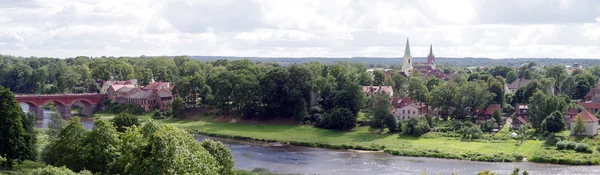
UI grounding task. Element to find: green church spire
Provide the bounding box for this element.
[404,38,411,57]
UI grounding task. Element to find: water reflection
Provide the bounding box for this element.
[21,103,95,130]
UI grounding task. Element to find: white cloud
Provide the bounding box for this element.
[0,0,599,58]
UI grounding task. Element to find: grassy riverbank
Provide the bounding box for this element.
[163,118,546,162]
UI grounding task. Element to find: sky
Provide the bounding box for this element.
[0,0,600,59]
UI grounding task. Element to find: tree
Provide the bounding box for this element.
[529,91,567,131]
[47,113,67,141]
[171,97,186,118]
[560,76,577,99]
[542,111,566,135]
[201,139,236,175]
[545,65,568,93]
[492,109,503,126]
[428,81,458,119]
[31,165,92,175]
[405,118,430,137]
[573,114,586,135]
[0,87,35,169]
[426,78,442,91]
[460,121,483,140]
[368,93,395,132]
[316,108,356,131]
[42,117,88,171]
[125,124,219,174]
[453,81,494,119]
[487,78,505,105]
[111,113,140,132]
[408,77,429,103]
[391,73,408,96]
[506,71,518,84]
[82,119,120,173]
[373,70,385,86]
[358,72,373,86]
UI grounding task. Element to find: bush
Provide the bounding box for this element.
[575,143,591,153]
[556,141,567,150]
[513,152,524,161]
[31,165,92,175]
[111,113,140,132]
[104,103,144,115]
[405,118,431,137]
[566,141,577,150]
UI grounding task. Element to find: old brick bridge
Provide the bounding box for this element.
[16,93,105,119]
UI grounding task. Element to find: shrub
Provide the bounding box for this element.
[556,141,567,150]
[512,152,524,161]
[104,103,144,115]
[596,146,600,153]
[111,113,140,132]
[566,141,577,150]
[405,118,431,137]
[575,143,591,153]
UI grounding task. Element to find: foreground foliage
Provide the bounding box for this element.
[41,118,235,174]
[0,87,37,169]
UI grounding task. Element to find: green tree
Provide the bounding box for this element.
[0,87,35,169]
[573,114,586,135]
[373,70,385,86]
[426,78,442,91]
[31,165,92,175]
[529,91,567,131]
[408,77,429,103]
[391,73,408,96]
[545,65,568,93]
[560,76,577,99]
[405,117,430,137]
[126,124,219,174]
[453,81,494,118]
[368,93,395,132]
[42,117,88,171]
[316,108,356,131]
[358,72,373,86]
[201,139,236,175]
[492,109,502,126]
[111,113,140,132]
[82,119,120,173]
[171,97,186,118]
[507,71,519,84]
[428,81,458,118]
[47,113,67,141]
[542,111,566,135]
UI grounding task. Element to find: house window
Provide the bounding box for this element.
[413,111,416,114]
[403,110,405,114]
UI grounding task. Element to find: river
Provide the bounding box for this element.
[24,102,600,175]
[195,135,600,175]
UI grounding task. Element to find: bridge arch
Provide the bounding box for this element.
[15,93,104,120]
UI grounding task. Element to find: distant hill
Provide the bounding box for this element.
[190,56,600,67]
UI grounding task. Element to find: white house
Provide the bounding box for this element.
[391,97,428,121]
[570,110,599,136]
[362,86,394,98]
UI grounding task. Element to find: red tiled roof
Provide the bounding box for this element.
[110,84,135,92]
[143,82,172,91]
[478,104,501,116]
[157,89,172,97]
[577,102,600,109]
[571,110,599,122]
[566,107,579,116]
[516,116,528,124]
[391,97,427,109]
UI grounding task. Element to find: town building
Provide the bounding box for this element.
[391,97,428,121]
[362,86,394,98]
[510,116,528,130]
[101,79,137,94]
[578,84,600,113]
[569,110,599,136]
[564,107,579,127]
[400,38,454,80]
[104,81,175,111]
[514,104,530,120]
[474,104,501,123]
[505,78,531,93]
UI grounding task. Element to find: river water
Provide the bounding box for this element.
[25,102,600,175]
[195,135,600,175]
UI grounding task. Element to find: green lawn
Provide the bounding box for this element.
[162,118,544,158]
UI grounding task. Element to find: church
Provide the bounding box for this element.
[400,38,454,80]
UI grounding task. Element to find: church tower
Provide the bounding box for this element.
[427,44,436,69]
[401,38,413,76]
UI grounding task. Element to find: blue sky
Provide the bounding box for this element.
[0,0,599,58]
